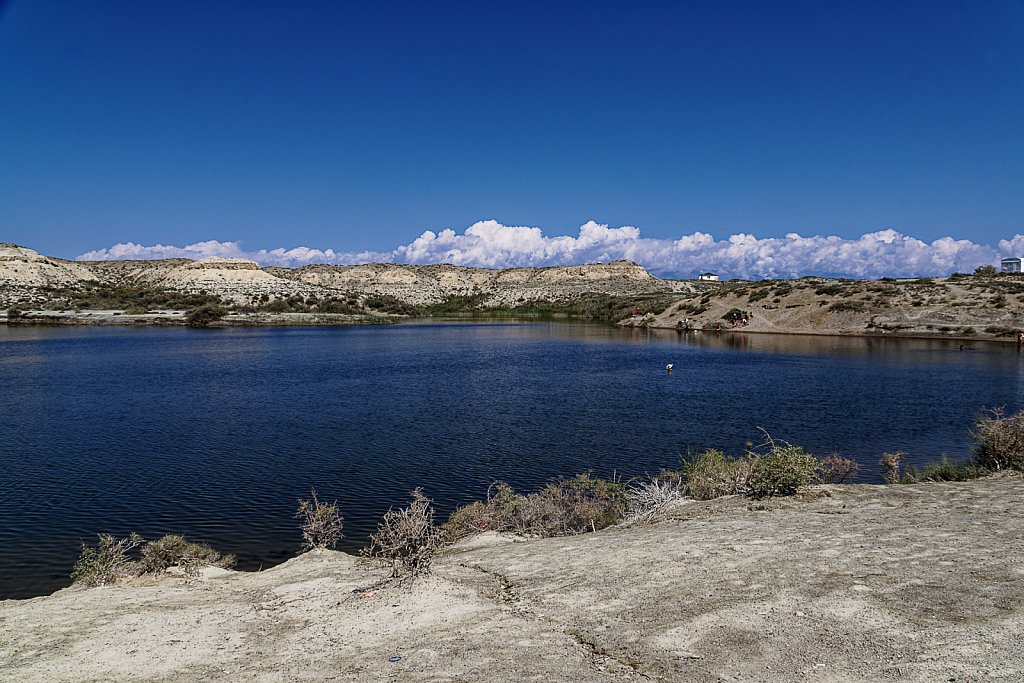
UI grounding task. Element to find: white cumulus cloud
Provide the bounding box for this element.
[77,240,390,268]
[76,220,1017,279]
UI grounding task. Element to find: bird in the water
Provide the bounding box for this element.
[666,364,674,374]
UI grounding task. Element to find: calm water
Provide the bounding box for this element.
[1,321,1021,599]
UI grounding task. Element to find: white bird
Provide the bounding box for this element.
[666,364,674,373]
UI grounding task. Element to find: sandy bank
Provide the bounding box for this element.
[1,476,1021,682]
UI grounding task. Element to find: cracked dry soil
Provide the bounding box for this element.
[1,476,1022,682]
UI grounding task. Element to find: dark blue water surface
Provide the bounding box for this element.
[2,321,1021,599]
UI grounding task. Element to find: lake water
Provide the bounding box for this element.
[1,321,1021,599]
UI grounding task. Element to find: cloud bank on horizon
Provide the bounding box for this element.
[76,220,1024,280]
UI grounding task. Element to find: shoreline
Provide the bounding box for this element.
[0,310,397,327]
[3,309,1020,345]
[629,321,1020,345]
[2,476,1021,681]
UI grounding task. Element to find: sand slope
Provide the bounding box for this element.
[2,476,1021,682]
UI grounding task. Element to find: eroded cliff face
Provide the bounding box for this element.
[1,248,678,308]
[275,260,675,305]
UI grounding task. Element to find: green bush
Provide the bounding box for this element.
[315,298,358,314]
[684,449,754,500]
[748,444,818,497]
[185,304,227,327]
[364,294,419,315]
[721,308,750,323]
[39,282,227,311]
[684,441,819,499]
[828,300,866,313]
[139,534,236,576]
[971,408,1024,471]
[912,457,989,482]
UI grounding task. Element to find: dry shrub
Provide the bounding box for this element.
[879,451,905,484]
[296,489,344,551]
[442,481,526,542]
[73,532,235,587]
[443,500,492,542]
[625,477,684,522]
[363,488,444,580]
[139,534,236,576]
[684,449,754,500]
[71,533,144,587]
[521,473,627,536]
[971,407,1024,471]
[817,453,860,483]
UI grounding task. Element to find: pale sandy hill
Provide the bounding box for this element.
[0,244,96,287]
[623,275,1024,339]
[148,258,316,304]
[81,258,192,287]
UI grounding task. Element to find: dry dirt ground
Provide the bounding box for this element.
[2,476,1021,682]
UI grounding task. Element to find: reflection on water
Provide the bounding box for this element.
[1,321,1021,599]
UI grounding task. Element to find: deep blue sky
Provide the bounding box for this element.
[1,0,1023,259]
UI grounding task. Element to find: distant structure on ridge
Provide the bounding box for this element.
[1000,257,1023,273]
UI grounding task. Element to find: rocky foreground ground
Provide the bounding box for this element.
[2,476,1021,682]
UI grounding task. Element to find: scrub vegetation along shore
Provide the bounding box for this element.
[5,242,1024,337]
[2,414,1022,681]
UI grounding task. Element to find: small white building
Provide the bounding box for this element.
[698,272,720,281]
[1000,257,1023,273]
